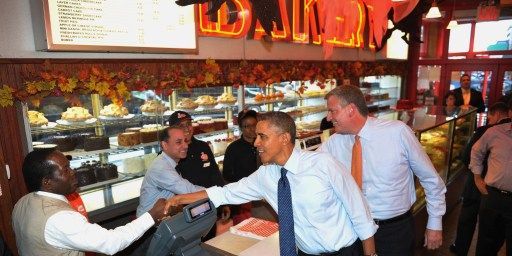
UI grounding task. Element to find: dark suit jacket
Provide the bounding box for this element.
[461,117,512,201]
[451,88,486,113]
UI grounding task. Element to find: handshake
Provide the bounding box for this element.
[146,192,230,224]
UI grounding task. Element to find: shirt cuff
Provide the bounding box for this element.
[471,166,483,175]
[355,222,379,241]
[426,216,442,231]
[205,186,223,207]
[138,212,156,228]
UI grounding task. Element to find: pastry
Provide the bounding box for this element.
[217,92,237,104]
[254,93,265,101]
[74,163,97,187]
[125,127,142,133]
[72,132,94,149]
[28,110,48,127]
[100,103,129,117]
[176,98,198,110]
[140,125,165,143]
[83,136,110,151]
[122,157,145,174]
[49,135,77,152]
[194,95,216,106]
[140,100,166,113]
[33,144,57,150]
[143,153,158,170]
[61,107,93,122]
[118,132,141,147]
[94,163,118,181]
[213,118,228,131]
[197,120,215,133]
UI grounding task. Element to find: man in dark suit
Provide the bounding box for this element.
[450,102,511,255]
[448,74,486,113]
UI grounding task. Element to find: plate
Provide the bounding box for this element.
[99,114,134,120]
[56,118,97,126]
[31,122,58,129]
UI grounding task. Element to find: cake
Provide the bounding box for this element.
[140,125,165,143]
[73,132,94,149]
[125,127,142,133]
[74,163,97,187]
[140,100,166,113]
[176,98,198,110]
[83,136,110,151]
[213,118,228,131]
[197,120,215,133]
[61,107,93,122]
[117,132,141,147]
[94,163,118,181]
[49,135,76,152]
[143,153,158,170]
[122,157,145,174]
[194,95,216,106]
[217,92,237,104]
[28,110,48,127]
[100,103,129,117]
[254,94,265,101]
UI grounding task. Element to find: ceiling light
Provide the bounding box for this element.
[426,2,442,19]
[447,20,459,29]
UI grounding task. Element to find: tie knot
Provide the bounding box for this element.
[281,167,288,178]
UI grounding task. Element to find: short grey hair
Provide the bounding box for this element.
[325,85,369,117]
[258,111,296,144]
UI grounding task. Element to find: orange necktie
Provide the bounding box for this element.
[351,135,363,188]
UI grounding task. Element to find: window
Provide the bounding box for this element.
[474,19,512,52]
[448,23,471,53]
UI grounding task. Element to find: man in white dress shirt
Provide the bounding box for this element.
[12,148,167,256]
[318,85,446,255]
[164,111,378,256]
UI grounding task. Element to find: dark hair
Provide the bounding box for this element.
[238,109,258,127]
[444,91,457,104]
[22,148,59,192]
[460,73,470,80]
[488,102,509,115]
[258,111,296,143]
[325,85,369,117]
[159,126,183,142]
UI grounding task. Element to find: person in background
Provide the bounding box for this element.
[319,85,446,255]
[320,116,334,131]
[12,148,167,256]
[447,74,485,113]
[471,100,512,255]
[444,91,458,116]
[223,109,260,224]
[134,126,204,254]
[170,111,230,240]
[164,112,378,256]
[450,102,511,256]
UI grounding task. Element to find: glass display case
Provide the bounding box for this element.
[22,82,336,222]
[374,106,477,213]
[360,75,402,112]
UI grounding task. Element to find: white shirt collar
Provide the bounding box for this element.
[357,117,372,141]
[35,191,69,203]
[282,148,301,174]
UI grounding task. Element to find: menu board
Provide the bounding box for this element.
[38,0,197,53]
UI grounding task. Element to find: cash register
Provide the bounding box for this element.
[146,199,218,256]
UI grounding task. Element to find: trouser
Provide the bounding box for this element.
[374,211,415,256]
[298,239,363,256]
[453,173,482,256]
[475,186,511,256]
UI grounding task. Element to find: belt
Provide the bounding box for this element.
[374,210,412,225]
[487,186,512,196]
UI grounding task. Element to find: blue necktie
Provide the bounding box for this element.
[278,167,297,256]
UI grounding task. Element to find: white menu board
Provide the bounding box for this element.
[39,0,197,53]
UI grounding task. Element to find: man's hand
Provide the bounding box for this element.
[164,195,182,215]
[148,199,167,224]
[221,206,231,220]
[423,229,442,250]
[164,190,209,214]
[474,175,488,195]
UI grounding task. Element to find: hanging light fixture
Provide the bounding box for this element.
[447,0,458,29]
[426,1,442,19]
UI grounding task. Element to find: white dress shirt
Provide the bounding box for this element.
[207,148,377,254]
[318,117,446,230]
[137,153,204,217]
[470,123,512,191]
[39,191,154,255]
